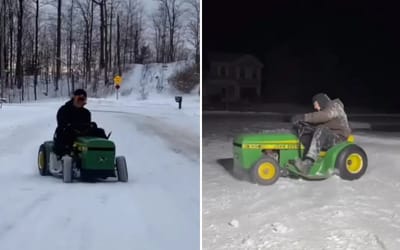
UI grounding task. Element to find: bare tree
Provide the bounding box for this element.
[8,0,15,91]
[108,0,113,73]
[92,0,104,67]
[134,4,144,63]
[77,0,94,89]
[152,7,167,63]
[159,0,184,62]
[93,0,110,85]
[116,14,121,75]
[122,0,137,65]
[55,0,61,92]
[187,0,199,64]
[33,0,39,100]
[67,0,74,93]
[0,0,197,102]
[103,0,108,85]
[15,0,23,99]
[0,0,5,99]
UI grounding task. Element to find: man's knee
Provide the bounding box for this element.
[313,126,328,135]
[313,127,332,140]
[90,127,107,138]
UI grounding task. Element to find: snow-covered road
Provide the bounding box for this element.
[0,96,200,250]
[203,114,400,250]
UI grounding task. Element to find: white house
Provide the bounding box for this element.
[204,52,264,103]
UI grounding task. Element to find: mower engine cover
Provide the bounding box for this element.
[233,133,302,170]
[73,137,116,171]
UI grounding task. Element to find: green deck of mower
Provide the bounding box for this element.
[233,122,368,185]
[38,136,128,183]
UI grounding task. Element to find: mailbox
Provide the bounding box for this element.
[175,96,182,109]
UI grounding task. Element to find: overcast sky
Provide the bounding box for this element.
[140,0,158,13]
[39,0,157,15]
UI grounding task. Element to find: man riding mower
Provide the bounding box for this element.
[232,93,368,185]
[38,89,128,183]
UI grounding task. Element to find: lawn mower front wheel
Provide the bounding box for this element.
[251,156,280,185]
[116,156,128,182]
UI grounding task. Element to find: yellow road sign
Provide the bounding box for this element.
[114,75,122,85]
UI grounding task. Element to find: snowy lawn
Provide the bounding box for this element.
[202,113,400,250]
[0,94,200,250]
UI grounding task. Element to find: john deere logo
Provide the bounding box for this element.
[242,143,302,150]
[99,157,106,162]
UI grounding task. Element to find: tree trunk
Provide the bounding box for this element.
[68,0,74,93]
[98,0,104,69]
[16,0,23,95]
[117,15,121,76]
[123,14,129,68]
[108,1,112,73]
[88,0,94,88]
[9,0,13,89]
[34,0,39,100]
[161,32,166,63]
[134,26,139,63]
[168,25,174,62]
[103,0,108,85]
[3,0,8,92]
[167,0,176,62]
[0,0,4,100]
[129,12,133,64]
[55,0,62,92]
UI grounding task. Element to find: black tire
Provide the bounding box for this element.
[251,156,280,185]
[62,156,73,183]
[116,156,128,182]
[336,144,368,180]
[38,144,49,176]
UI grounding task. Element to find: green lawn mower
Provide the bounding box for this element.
[233,121,368,185]
[38,136,128,183]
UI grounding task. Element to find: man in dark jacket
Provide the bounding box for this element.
[53,89,107,156]
[291,93,352,173]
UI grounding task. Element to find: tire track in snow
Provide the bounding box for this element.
[0,191,54,239]
[1,103,199,250]
[92,109,199,163]
[135,116,199,163]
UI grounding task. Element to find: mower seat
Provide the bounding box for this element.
[319,134,355,156]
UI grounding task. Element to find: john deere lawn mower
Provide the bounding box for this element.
[38,135,128,183]
[233,121,368,185]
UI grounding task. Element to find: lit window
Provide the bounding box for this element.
[220,66,226,76]
[252,69,258,80]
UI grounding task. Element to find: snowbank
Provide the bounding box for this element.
[0,93,200,250]
[118,61,195,100]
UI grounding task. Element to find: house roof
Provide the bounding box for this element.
[207,52,247,63]
[207,52,263,66]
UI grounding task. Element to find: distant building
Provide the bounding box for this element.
[203,52,264,104]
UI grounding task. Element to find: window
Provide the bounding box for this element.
[240,87,258,100]
[239,68,245,79]
[252,69,258,80]
[219,66,226,77]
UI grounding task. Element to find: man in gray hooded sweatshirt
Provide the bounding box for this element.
[291,93,352,173]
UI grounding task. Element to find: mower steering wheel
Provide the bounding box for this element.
[294,120,317,135]
[294,120,310,127]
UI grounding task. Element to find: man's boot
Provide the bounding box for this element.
[294,157,314,174]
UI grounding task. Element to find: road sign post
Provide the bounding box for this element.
[114,75,122,100]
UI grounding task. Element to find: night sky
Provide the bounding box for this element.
[203,0,400,112]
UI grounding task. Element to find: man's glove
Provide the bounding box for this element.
[90,122,98,129]
[291,114,305,124]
